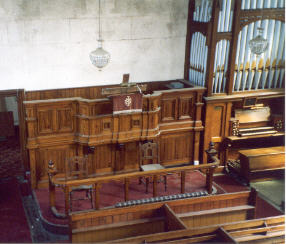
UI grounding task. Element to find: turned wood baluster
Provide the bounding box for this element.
[47,160,57,209]
[205,142,218,194]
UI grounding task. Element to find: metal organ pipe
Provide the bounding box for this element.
[189,32,208,87]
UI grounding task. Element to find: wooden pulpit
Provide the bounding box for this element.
[101,74,147,114]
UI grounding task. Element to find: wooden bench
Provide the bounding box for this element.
[69,190,258,243]
[239,146,285,183]
[112,215,285,243]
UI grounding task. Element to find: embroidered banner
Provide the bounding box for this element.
[112,93,143,114]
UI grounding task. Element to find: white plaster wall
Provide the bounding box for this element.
[0,0,188,91]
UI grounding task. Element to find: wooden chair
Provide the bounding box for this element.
[65,156,93,212]
[139,141,167,193]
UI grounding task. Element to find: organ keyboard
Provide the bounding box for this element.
[238,126,277,137]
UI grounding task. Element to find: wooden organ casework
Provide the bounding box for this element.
[184,0,285,180]
[24,79,205,189]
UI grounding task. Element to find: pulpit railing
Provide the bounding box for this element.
[48,144,219,218]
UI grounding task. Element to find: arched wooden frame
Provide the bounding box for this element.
[239,9,285,30]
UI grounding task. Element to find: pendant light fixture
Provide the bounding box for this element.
[249,27,268,55]
[89,0,110,70]
[249,8,268,56]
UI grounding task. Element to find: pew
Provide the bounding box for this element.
[112,215,285,243]
[69,189,258,243]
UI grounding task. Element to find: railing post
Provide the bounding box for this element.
[181,171,186,194]
[206,166,216,194]
[94,183,100,210]
[153,175,158,197]
[205,141,218,164]
[124,178,129,202]
[205,142,218,194]
[47,160,57,209]
[64,186,70,216]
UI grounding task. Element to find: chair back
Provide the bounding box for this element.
[65,156,89,180]
[139,142,160,166]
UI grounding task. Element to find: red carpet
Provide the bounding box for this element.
[0,133,23,179]
[0,177,32,243]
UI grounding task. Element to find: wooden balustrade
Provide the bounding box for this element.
[48,162,219,218]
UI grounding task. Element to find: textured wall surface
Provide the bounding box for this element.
[0,0,188,91]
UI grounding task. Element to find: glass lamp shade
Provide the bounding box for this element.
[89,46,111,70]
[249,28,268,55]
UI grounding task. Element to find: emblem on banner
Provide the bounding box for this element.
[124,96,132,107]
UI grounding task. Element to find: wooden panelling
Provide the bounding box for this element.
[24,82,206,188]
[160,132,193,166]
[89,145,114,174]
[36,145,76,187]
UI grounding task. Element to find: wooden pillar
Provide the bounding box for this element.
[225,0,242,95]
[206,166,215,194]
[17,89,29,172]
[205,0,221,96]
[29,149,37,189]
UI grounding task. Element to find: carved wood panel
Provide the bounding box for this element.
[178,96,193,120]
[37,109,53,134]
[57,108,73,132]
[161,98,177,122]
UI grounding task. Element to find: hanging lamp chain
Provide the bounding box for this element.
[98,0,102,43]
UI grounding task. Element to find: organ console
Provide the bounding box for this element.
[225,103,285,184]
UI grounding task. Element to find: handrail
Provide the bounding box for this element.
[50,162,218,187]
